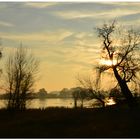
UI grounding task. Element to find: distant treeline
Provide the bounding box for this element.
[0,92,73,100]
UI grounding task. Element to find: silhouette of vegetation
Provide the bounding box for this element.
[59,88,72,98]
[37,88,47,99]
[76,75,105,108]
[96,21,140,108]
[0,40,3,78]
[109,85,124,104]
[72,87,87,108]
[0,107,140,138]
[4,46,39,110]
[72,89,78,108]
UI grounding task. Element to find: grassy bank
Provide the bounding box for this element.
[0,105,140,138]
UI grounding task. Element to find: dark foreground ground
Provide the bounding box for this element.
[0,105,140,138]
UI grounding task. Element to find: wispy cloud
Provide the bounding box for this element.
[25,2,59,8]
[0,21,14,27]
[54,9,140,20]
[0,29,73,42]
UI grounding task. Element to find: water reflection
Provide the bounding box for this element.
[0,100,7,109]
[26,98,75,109]
[0,98,116,109]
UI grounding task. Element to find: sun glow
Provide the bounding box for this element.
[99,59,117,66]
[105,97,116,106]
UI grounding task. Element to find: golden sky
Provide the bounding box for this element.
[0,2,140,92]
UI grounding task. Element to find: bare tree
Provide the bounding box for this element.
[76,74,105,108]
[5,46,39,110]
[72,87,87,108]
[96,21,140,108]
[109,84,123,104]
[72,88,79,108]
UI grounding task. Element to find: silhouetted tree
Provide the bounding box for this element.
[79,89,87,108]
[5,46,39,110]
[38,88,47,99]
[72,87,87,108]
[0,39,3,77]
[60,88,70,98]
[109,85,124,104]
[96,21,140,108]
[77,75,105,108]
[72,89,79,108]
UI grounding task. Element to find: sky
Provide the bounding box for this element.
[0,2,140,92]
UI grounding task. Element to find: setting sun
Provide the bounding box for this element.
[99,59,117,66]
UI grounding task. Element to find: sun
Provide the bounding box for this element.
[99,59,117,66]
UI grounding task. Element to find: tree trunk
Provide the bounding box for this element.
[81,99,83,108]
[74,97,77,108]
[98,98,105,108]
[113,67,137,108]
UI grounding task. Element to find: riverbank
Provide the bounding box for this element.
[0,105,139,138]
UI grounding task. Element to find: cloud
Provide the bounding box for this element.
[54,9,140,20]
[0,21,14,27]
[0,29,73,42]
[25,2,59,8]
[45,30,73,42]
[107,2,140,8]
[1,2,140,92]
[54,11,97,19]
[119,12,140,22]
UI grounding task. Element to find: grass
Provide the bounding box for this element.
[0,105,140,138]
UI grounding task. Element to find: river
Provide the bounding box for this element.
[0,98,115,109]
[0,98,104,109]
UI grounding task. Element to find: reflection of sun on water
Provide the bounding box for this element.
[105,97,116,106]
[99,59,117,66]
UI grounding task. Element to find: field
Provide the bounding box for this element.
[0,105,139,138]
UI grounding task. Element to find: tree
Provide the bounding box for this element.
[96,21,140,108]
[0,39,3,77]
[76,75,105,108]
[72,88,79,108]
[72,87,87,108]
[38,88,47,99]
[5,46,39,110]
[109,86,124,104]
